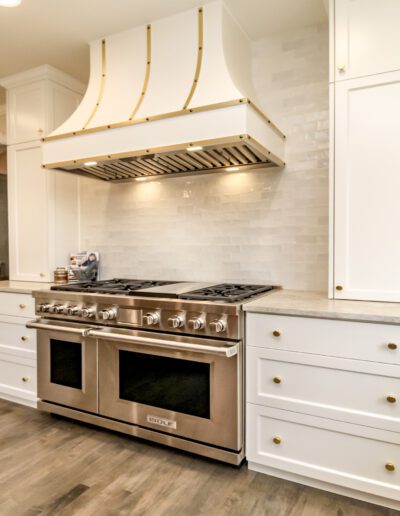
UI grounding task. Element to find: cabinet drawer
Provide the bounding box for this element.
[247,404,400,502]
[246,313,400,364]
[247,347,400,432]
[0,353,36,403]
[0,293,35,318]
[0,317,36,352]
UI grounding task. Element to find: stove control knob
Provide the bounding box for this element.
[81,307,96,319]
[53,304,66,314]
[48,304,61,313]
[143,312,159,326]
[168,315,184,329]
[66,306,81,316]
[99,308,117,321]
[188,318,204,331]
[210,319,226,333]
[38,303,52,313]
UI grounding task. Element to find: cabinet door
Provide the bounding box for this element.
[334,71,400,301]
[335,0,400,81]
[7,82,47,144]
[7,143,50,281]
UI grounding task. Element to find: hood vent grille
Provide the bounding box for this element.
[63,136,282,183]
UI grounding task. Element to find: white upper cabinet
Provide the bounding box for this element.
[0,65,85,145]
[1,65,85,282]
[334,0,400,81]
[334,70,400,301]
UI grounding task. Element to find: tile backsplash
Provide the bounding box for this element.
[79,23,329,291]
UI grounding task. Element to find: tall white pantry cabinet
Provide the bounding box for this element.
[331,0,400,301]
[0,65,85,282]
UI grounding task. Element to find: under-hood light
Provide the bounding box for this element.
[186,146,203,152]
[135,177,147,182]
[226,166,240,172]
[84,161,98,167]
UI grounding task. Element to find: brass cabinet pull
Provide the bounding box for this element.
[337,64,346,72]
[273,377,282,384]
[273,436,281,445]
[388,343,398,350]
[21,336,28,342]
[335,285,343,291]
[39,273,45,278]
[273,330,281,337]
[386,395,397,404]
[21,377,30,383]
[37,128,44,133]
[19,304,26,309]
[385,463,395,472]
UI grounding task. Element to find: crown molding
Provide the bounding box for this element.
[0,64,86,94]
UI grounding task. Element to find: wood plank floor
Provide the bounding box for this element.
[0,399,397,516]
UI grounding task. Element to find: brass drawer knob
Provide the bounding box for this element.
[273,330,281,337]
[335,285,343,291]
[385,463,395,472]
[21,377,30,383]
[337,64,346,72]
[39,273,45,278]
[37,128,44,133]
[273,377,282,384]
[273,436,281,445]
[19,304,26,309]
[387,395,397,404]
[21,336,28,342]
[388,343,398,350]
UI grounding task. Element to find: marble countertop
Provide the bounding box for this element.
[0,280,53,294]
[243,289,400,324]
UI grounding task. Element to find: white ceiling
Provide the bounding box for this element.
[0,0,328,102]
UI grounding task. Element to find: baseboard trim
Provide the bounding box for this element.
[248,462,400,511]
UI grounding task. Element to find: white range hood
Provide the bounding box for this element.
[42,1,285,181]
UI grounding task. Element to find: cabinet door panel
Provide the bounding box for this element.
[335,0,400,81]
[7,144,50,281]
[334,71,400,301]
[7,83,46,144]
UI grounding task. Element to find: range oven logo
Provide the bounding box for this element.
[147,415,177,429]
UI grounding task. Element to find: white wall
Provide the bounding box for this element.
[79,23,329,291]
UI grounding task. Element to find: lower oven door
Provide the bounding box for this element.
[93,328,242,451]
[27,319,98,413]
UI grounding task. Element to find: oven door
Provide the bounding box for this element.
[92,328,242,451]
[27,319,98,413]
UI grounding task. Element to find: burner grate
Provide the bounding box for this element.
[51,279,179,294]
[179,284,274,303]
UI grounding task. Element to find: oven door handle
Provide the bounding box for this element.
[87,329,238,358]
[26,319,93,337]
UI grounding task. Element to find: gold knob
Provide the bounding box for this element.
[273,330,281,337]
[337,64,346,72]
[273,377,281,384]
[37,128,44,133]
[385,463,395,472]
[273,436,281,445]
[335,285,343,291]
[19,303,26,309]
[39,273,45,278]
[21,336,28,342]
[21,377,29,382]
[387,395,397,404]
[388,343,398,350]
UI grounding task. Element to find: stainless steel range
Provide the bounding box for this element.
[28,279,276,465]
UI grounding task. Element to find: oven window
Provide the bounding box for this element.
[119,351,210,419]
[50,339,82,389]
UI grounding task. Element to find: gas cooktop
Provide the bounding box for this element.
[51,279,275,303]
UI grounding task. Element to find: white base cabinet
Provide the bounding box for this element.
[0,292,36,407]
[246,312,400,510]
